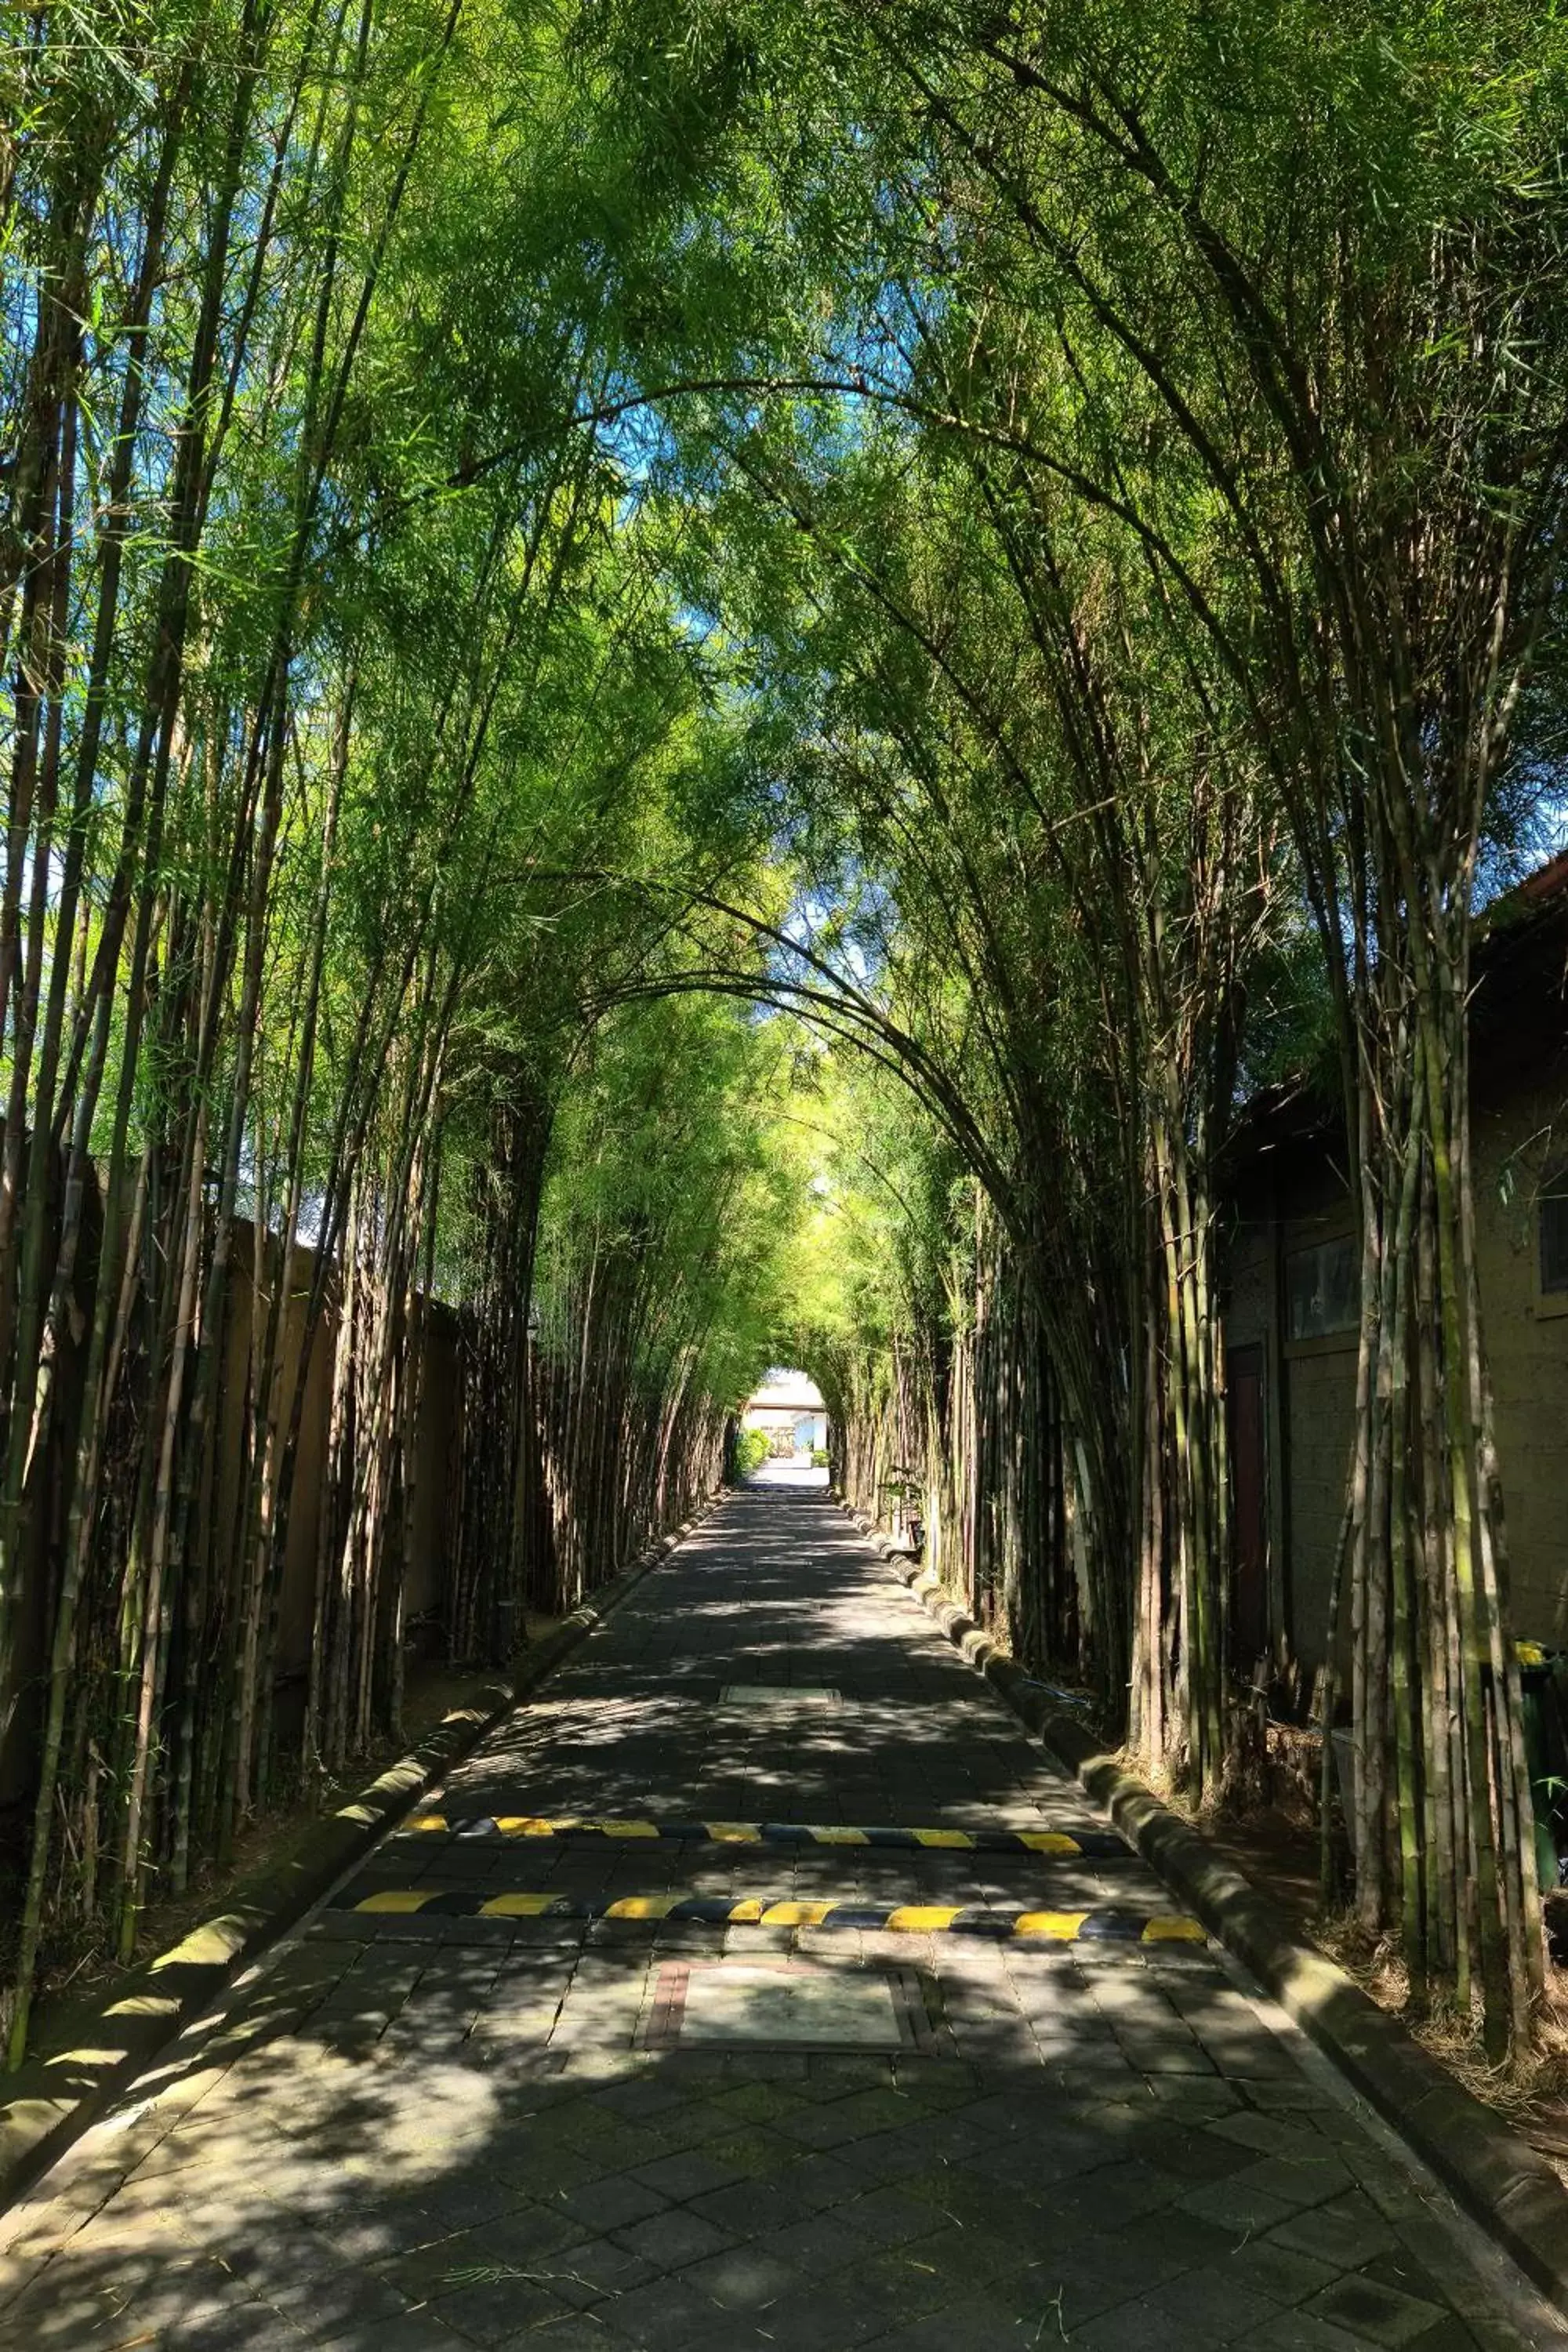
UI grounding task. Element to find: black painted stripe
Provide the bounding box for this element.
[335,1886,1205,1942]
[405,1814,1133,1859]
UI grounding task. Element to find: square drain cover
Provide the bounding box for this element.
[643,1960,929,2050]
[720,1683,839,1706]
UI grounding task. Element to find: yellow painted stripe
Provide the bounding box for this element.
[341,1891,1207,1942]
[397,1814,1130,1859]
[1012,1910,1092,1939]
[1142,1915,1207,1943]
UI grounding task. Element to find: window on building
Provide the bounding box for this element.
[1286,1235,1358,1341]
[1541,1176,1568,1294]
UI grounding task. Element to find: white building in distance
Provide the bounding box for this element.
[741,1369,827,1456]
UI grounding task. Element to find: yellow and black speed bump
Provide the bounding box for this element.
[336,1886,1206,1941]
[401,1815,1134,1860]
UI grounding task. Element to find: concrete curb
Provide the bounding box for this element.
[0,1498,716,2215]
[846,1503,1568,2317]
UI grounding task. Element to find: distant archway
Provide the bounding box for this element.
[739,1367,829,1466]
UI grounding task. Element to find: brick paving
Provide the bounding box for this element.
[2,1480,1564,2350]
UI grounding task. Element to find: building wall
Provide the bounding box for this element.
[741,1405,827,1451]
[1226,1071,1568,1669]
[1474,1082,1568,1643]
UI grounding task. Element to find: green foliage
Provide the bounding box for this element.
[734,1428,771,1475]
[5,0,1566,2060]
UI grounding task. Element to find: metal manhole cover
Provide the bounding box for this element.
[641,1959,934,2051]
[719,1684,840,1706]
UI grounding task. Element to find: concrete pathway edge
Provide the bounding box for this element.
[843,1501,1568,2318]
[0,1498,717,2216]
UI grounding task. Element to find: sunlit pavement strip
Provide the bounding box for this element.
[2,1485,1564,2351]
[652,1962,912,2049]
[719,1682,841,1704]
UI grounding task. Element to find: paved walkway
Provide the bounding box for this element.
[2,1486,1563,2350]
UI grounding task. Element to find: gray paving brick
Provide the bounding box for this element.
[761,2210,866,2270]
[1303,2272,1450,2344]
[1076,2267,1279,2350]
[1269,2191,1399,2272]
[876,2292,1063,2349]
[165,2303,314,2351]
[611,2208,735,2271]
[557,2176,670,2234]
[1234,2317,1367,2350]
[681,2243,804,2310]
[625,2147,746,2202]
[491,2322,613,2350]
[1233,2149,1356,2212]
[536,2237,658,2305]
[314,2316,470,2352]
[1222,2234,1341,2307]
[1181,2173,1298,2234]
[420,2275,568,2343]
[593,2272,764,2347]
[689,2176,818,2238]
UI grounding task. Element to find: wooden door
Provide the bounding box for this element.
[1228,1345,1269,1668]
